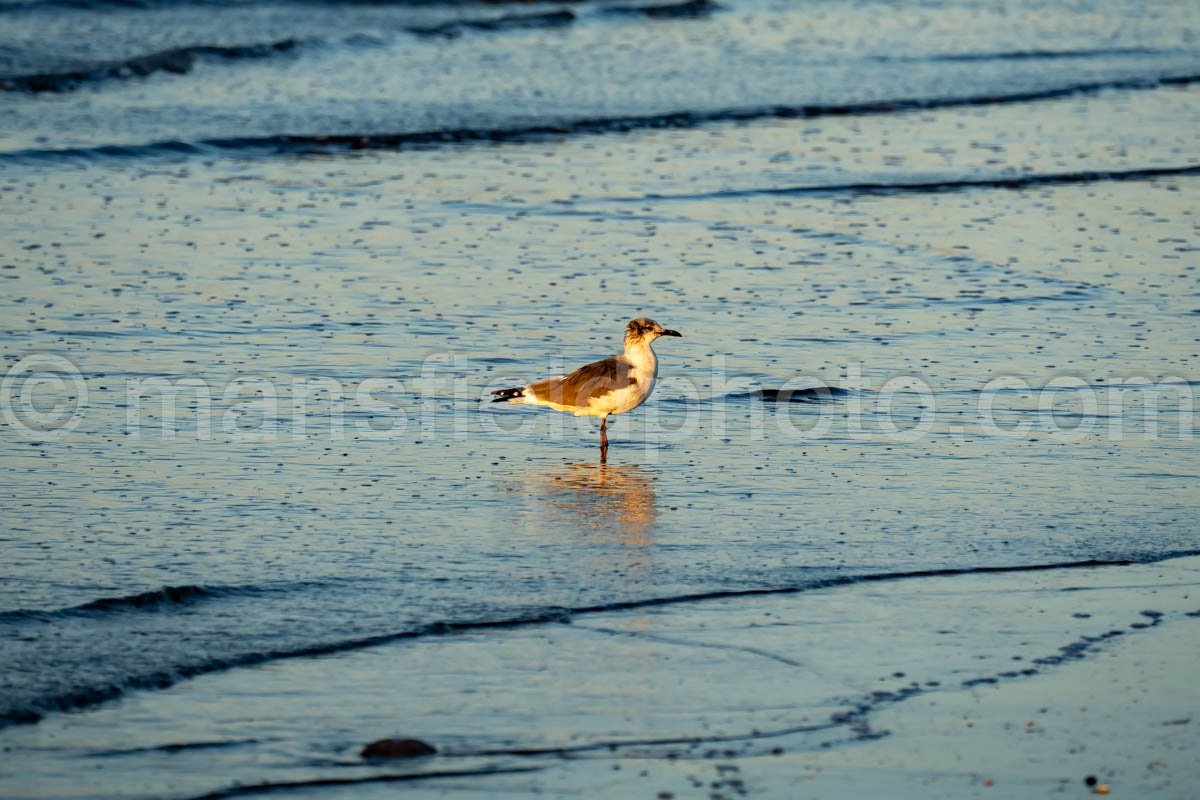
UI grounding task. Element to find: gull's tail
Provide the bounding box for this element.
[491,386,526,403]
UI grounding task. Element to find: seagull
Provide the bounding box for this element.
[491,317,682,451]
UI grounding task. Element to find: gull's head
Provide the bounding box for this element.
[625,317,682,344]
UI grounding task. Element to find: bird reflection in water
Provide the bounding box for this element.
[524,461,658,576]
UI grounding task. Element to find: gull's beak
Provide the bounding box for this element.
[661,329,682,337]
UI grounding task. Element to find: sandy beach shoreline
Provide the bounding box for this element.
[3,555,1196,799]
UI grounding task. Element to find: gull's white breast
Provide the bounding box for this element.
[589,362,656,416]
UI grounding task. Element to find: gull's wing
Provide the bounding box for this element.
[526,355,635,409]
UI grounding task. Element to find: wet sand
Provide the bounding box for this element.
[3,556,1196,799]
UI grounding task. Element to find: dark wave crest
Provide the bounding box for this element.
[185,766,545,800]
[874,46,1186,64]
[408,9,575,37]
[4,552,1197,729]
[76,584,225,612]
[1,11,574,94]
[605,0,719,19]
[0,0,553,11]
[656,386,852,406]
[751,386,850,403]
[0,39,299,93]
[3,72,1195,161]
[92,737,263,757]
[0,582,308,622]
[630,164,1200,203]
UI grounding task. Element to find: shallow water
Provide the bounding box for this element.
[1,0,1199,795]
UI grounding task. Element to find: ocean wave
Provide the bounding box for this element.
[873,46,1187,64]
[0,581,315,622]
[750,387,850,403]
[408,9,575,37]
[5,552,1197,729]
[2,71,1195,161]
[184,766,545,800]
[671,386,852,404]
[604,0,719,19]
[0,0,552,11]
[1,4,729,93]
[655,386,853,405]
[0,39,299,93]
[626,164,1200,202]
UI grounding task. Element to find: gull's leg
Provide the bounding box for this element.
[600,416,609,450]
